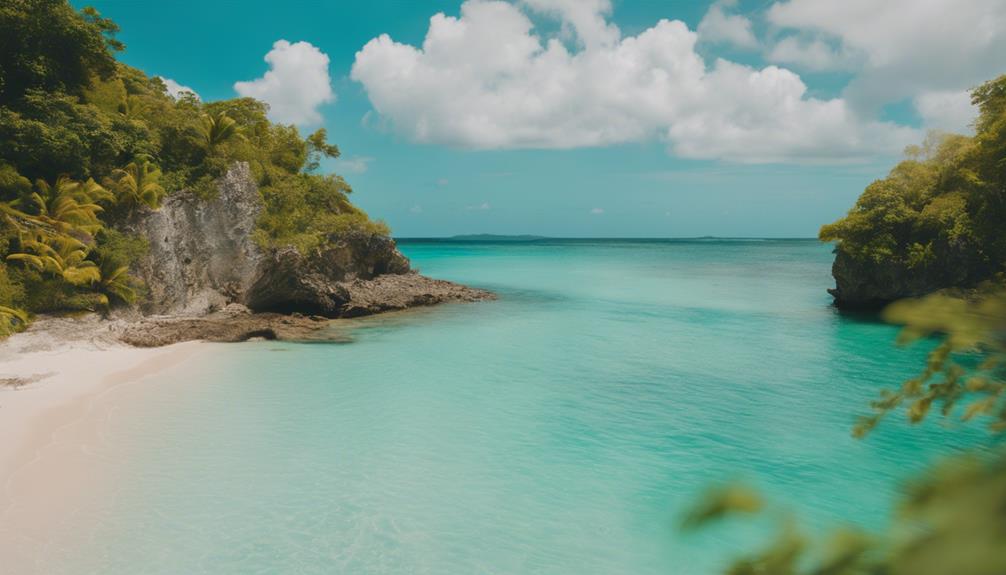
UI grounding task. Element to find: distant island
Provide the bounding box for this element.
[445,234,550,242]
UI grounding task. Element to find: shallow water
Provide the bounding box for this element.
[38,240,992,574]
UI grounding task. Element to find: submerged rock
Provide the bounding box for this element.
[130,162,492,318]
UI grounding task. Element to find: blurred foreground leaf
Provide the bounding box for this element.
[684,286,1006,575]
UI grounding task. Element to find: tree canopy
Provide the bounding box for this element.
[820,75,1006,293]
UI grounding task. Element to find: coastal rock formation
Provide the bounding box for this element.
[244,235,410,315]
[117,305,347,347]
[0,307,348,349]
[131,163,264,315]
[828,242,991,309]
[338,273,495,317]
[131,163,492,318]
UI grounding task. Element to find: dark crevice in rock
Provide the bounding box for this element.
[237,329,277,341]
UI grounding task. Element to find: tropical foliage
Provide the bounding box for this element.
[106,155,165,213]
[0,0,387,332]
[820,75,1006,290]
[855,287,1006,436]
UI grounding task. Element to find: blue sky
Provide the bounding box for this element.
[79,0,1004,237]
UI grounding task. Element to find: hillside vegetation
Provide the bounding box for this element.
[0,0,387,335]
[820,75,1006,307]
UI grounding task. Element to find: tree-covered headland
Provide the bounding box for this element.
[821,76,1006,308]
[0,0,388,335]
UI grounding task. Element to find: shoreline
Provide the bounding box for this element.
[0,327,210,572]
[0,292,492,571]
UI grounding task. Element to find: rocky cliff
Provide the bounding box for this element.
[827,241,992,310]
[130,163,491,318]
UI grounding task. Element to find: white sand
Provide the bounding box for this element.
[0,318,208,572]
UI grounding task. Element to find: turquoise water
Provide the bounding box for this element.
[43,240,990,574]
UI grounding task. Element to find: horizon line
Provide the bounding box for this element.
[395,235,823,241]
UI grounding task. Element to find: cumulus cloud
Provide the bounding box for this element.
[765,37,852,71]
[351,0,917,163]
[235,40,335,125]
[332,156,374,174]
[697,0,757,49]
[522,0,619,49]
[466,201,492,211]
[915,90,977,133]
[766,0,1006,110]
[590,207,605,215]
[158,77,199,100]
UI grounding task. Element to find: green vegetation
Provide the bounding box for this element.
[0,0,386,333]
[820,75,1006,292]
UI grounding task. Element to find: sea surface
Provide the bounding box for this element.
[38,239,993,574]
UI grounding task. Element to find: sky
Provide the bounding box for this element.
[77,0,1005,237]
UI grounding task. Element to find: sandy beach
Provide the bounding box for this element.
[0,318,208,572]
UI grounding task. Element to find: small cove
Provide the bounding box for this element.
[21,239,994,574]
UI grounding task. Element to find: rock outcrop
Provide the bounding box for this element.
[118,305,347,347]
[131,163,265,315]
[130,162,492,318]
[828,242,992,310]
[243,235,411,315]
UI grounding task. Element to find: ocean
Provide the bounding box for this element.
[36,239,989,574]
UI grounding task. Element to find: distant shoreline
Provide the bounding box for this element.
[398,235,821,242]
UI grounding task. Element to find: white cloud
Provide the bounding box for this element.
[466,201,492,211]
[590,207,604,215]
[522,0,619,49]
[697,0,757,49]
[409,205,424,214]
[351,0,917,163]
[158,77,199,100]
[915,90,977,134]
[235,40,335,125]
[766,0,1006,110]
[765,37,852,72]
[333,156,374,174]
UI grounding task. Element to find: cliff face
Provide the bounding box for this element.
[130,163,487,318]
[828,242,991,310]
[131,163,265,315]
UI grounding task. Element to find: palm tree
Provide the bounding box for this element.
[199,112,241,151]
[96,257,137,304]
[0,201,52,236]
[6,233,101,286]
[108,156,165,210]
[28,176,109,235]
[0,305,28,337]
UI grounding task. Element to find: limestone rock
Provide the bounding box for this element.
[130,162,492,318]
